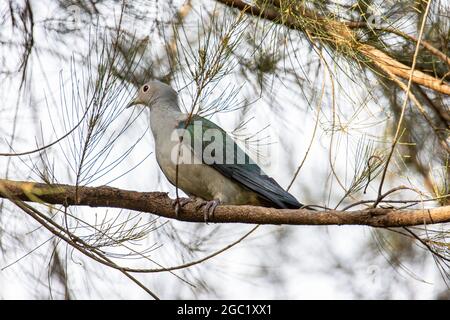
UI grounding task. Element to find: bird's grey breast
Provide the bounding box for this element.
[149,111,180,181]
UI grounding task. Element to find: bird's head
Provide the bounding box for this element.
[126,80,178,109]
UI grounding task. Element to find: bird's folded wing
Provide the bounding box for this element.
[178,115,302,209]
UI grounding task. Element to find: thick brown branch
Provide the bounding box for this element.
[359,45,450,95]
[0,179,449,227]
[215,0,450,95]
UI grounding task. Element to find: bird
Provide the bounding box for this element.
[127,80,305,221]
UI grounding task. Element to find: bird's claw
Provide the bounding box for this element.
[171,197,193,218]
[196,199,220,223]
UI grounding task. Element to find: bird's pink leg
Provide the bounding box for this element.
[196,199,221,223]
[171,197,194,218]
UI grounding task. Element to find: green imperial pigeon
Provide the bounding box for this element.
[127,80,304,221]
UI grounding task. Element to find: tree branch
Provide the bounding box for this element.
[214,0,450,95]
[0,179,449,227]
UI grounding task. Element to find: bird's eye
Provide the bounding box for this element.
[143,85,149,92]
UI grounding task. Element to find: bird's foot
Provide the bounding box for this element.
[196,199,221,223]
[171,197,193,218]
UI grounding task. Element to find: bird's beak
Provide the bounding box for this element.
[126,98,136,109]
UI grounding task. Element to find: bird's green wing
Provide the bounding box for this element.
[178,115,302,209]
